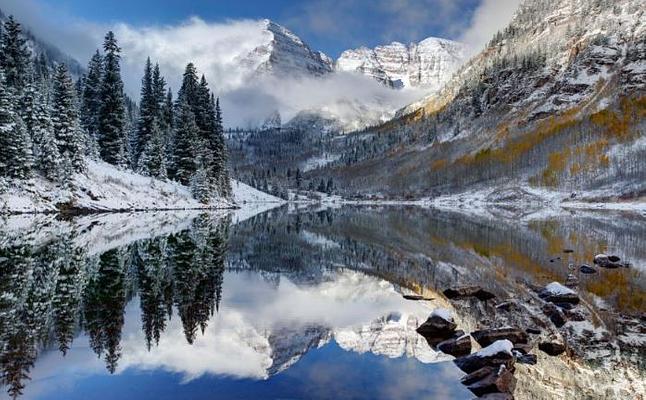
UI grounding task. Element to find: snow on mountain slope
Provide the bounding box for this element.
[0,159,279,214]
[336,37,465,92]
[0,8,84,77]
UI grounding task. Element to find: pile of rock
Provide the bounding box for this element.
[416,308,472,357]
[455,340,517,398]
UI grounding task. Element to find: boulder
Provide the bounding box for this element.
[564,308,586,321]
[461,365,496,385]
[512,343,533,355]
[594,254,625,268]
[472,327,528,347]
[438,333,472,357]
[542,303,566,328]
[538,342,566,356]
[466,365,517,397]
[416,310,457,341]
[444,286,496,301]
[454,340,515,374]
[539,282,580,304]
[516,353,537,365]
[579,264,597,274]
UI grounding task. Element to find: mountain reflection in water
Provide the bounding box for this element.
[0,207,644,399]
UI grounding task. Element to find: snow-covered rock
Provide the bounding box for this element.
[336,37,465,92]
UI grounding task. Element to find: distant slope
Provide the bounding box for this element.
[0,8,84,77]
[319,0,646,201]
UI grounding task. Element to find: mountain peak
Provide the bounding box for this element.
[336,36,466,90]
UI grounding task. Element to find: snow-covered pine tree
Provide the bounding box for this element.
[171,98,198,186]
[138,119,167,179]
[0,68,33,179]
[30,89,61,180]
[51,64,85,173]
[135,57,155,168]
[190,162,211,204]
[81,50,103,151]
[214,97,231,197]
[97,31,127,166]
[0,16,30,93]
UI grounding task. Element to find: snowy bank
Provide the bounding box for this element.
[0,159,281,214]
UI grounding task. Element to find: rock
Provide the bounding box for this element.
[403,294,433,301]
[475,394,514,400]
[593,254,609,266]
[539,282,580,304]
[564,308,586,321]
[512,343,533,355]
[593,254,625,268]
[466,365,517,397]
[516,353,537,365]
[438,333,472,357]
[454,340,515,374]
[416,314,457,341]
[495,301,514,311]
[472,327,528,347]
[461,366,496,385]
[444,286,496,301]
[542,303,566,328]
[538,342,566,356]
[554,302,576,310]
[526,327,541,335]
[580,264,597,274]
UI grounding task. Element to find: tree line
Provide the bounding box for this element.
[0,15,230,203]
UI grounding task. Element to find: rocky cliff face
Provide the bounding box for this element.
[336,38,465,92]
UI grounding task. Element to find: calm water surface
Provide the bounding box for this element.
[0,206,644,399]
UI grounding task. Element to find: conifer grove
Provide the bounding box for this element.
[0,15,231,204]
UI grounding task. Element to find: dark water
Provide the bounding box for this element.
[0,206,644,399]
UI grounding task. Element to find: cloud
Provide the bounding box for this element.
[111,17,423,128]
[459,0,523,55]
[0,0,104,64]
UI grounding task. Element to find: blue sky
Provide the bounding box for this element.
[7,0,484,58]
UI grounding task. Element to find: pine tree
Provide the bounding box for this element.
[0,16,30,93]
[30,91,61,180]
[81,50,103,147]
[134,58,156,168]
[171,98,198,185]
[213,97,231,197]
[0,68,32,179]
[97,32,126,166]
[138,120,167,179]
[51,64,85,173]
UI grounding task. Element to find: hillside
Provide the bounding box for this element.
[314,0,645,202]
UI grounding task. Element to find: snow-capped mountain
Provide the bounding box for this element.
[336,38,465,91]
[239,19,333,78]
